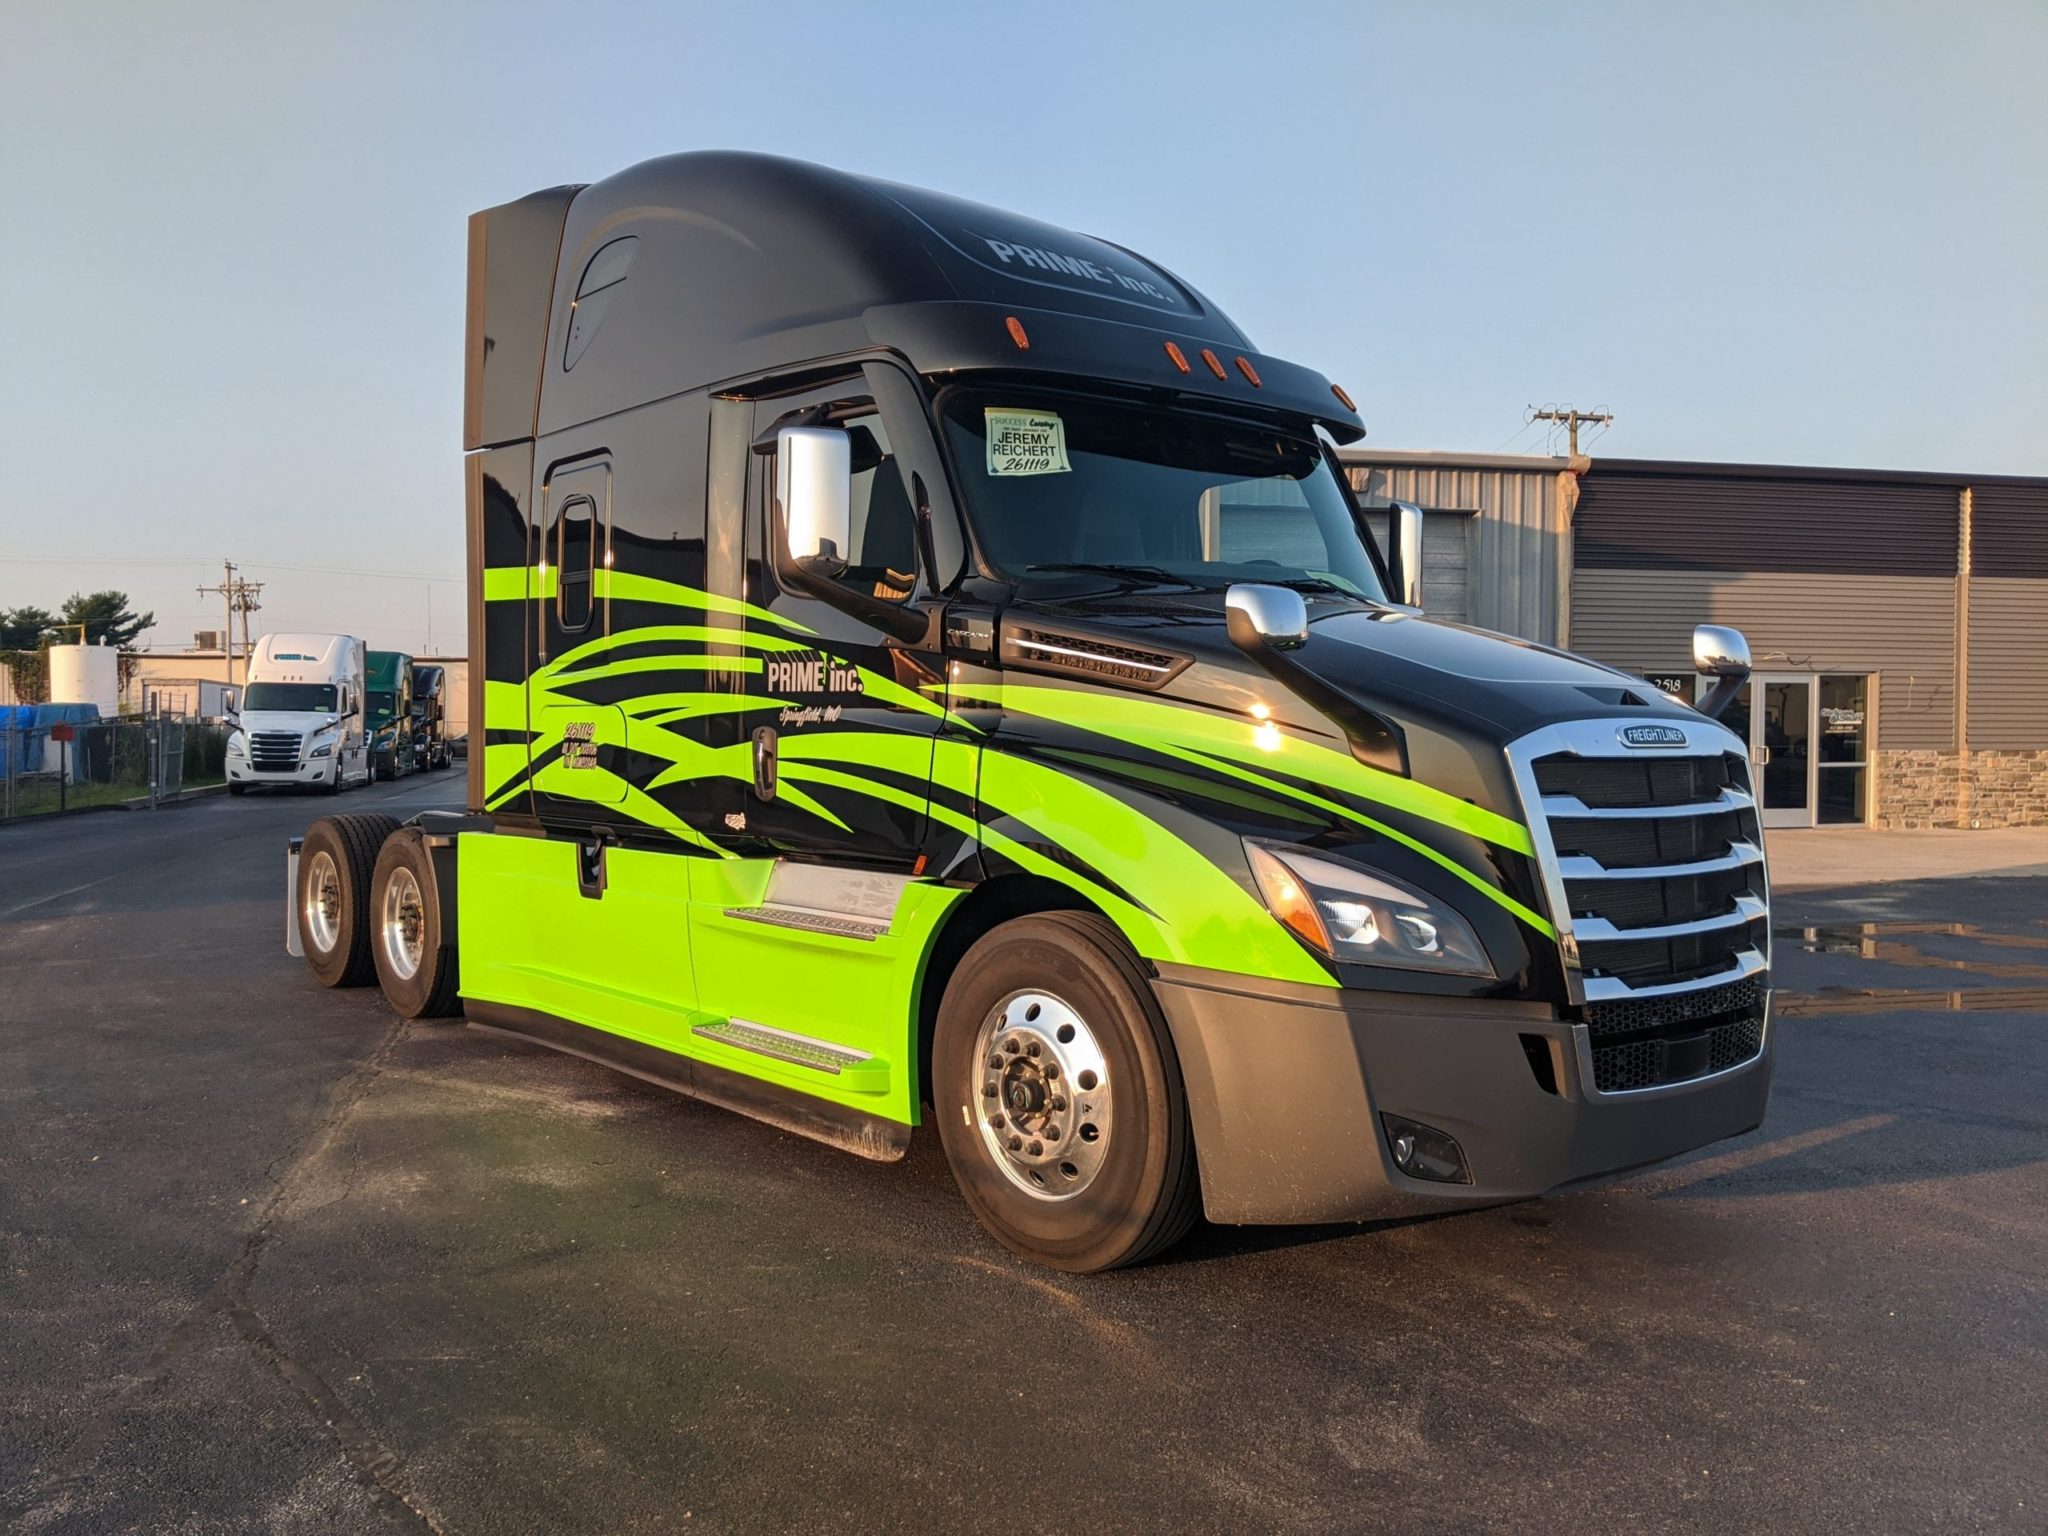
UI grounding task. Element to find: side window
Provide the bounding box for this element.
[556,494,596,631]
[842,411,919,602]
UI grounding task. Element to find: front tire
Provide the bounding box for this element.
[368,828,460,1018]
[299,813,400,987]
[933,911,1200,1273]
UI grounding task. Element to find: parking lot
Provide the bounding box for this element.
[3,787,2044,1533]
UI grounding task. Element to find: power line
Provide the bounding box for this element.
[195,563,264,687]
[1526,404,1614,458]
[9,554,463,583]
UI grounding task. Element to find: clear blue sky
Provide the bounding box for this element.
[3,1,2043,653]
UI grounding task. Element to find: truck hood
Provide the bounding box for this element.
[238,710,342,735]
[1011,591,1715,819]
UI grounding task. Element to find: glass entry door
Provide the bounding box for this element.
[1751,675,1813,828]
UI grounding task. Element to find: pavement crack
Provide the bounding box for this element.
[5,1013,443,1534]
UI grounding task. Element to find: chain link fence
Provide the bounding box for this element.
[1,717,227,821]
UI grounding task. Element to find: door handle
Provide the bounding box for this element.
[1754,745,1771,767]
[751,726,778,801]
[577,826,614,900]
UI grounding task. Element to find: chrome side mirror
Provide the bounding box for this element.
[1389,500,1424,609]
[1224,583,1309,651]
[775,426,852,569]
[1693,624,1751,720]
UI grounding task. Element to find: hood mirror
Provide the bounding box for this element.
[1225,584,1309,651]
[1692,624,1751,720]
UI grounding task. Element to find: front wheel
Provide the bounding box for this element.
[932,911,1200,1273]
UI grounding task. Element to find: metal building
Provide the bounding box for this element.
[1343,447,2048,829]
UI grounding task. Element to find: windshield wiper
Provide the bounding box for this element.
[1023,562,1196,587]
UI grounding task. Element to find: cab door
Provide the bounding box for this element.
[712,373,950,868]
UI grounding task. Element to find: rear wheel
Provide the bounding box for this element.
[299,813,400,987]
[369,827,461,1018]
[933,911,1200,1273]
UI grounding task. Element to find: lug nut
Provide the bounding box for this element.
[1028,1140,1043,1156]
[988,1055,1002,1070]
[1044,1062,1060,1080]
[1026,1041,1040,1058]
[990,1114,1005,1129]
[983,1083,997,1098]
[1044,1126,1059,1141]
[1009,1135,1023,1151]
[1050,1096,1066,1112]
[1005,1040,1020,1054]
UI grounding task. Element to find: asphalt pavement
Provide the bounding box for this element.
[2,785,2043,1533]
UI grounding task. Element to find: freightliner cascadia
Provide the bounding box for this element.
[291,152,1770,1272]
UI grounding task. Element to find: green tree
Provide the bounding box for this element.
[0,605,59,649]
[58,591,154,649]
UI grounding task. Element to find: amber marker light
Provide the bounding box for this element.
[1163,340,1191,373]
[1005,315,1030,350]
[1235,355,1263,388]
[1245,841,1331,952]
[1331,382,1357,411]
[1199,348,1228,379]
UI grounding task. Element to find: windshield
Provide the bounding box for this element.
[368,690,396,718]
[243,682,336,713]
[940,390,1386,599]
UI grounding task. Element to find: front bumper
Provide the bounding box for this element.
[1153,966,1771,1225]
[228,758,336,786]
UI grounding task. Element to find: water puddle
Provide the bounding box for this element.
[1773,921,2048,1015]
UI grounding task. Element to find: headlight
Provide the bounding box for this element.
[310,742,334,758]
[226,732,246,755]
[1244,840,1494,977]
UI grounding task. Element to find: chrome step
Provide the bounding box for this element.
[723,904,889,941]
[692,1017,885,1086]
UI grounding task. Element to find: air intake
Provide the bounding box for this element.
[998,624,1190,690]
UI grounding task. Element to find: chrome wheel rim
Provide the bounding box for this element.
[379,865,425,981]
[303,850,343,955]
[972,989,1113,1201]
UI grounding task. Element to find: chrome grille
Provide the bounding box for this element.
[249,731,303,770]
[1509,718,1770,1096]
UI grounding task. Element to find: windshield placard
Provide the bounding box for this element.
[986,409,1071,477]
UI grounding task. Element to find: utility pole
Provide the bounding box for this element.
[196,562,265,687]
[1527,405,1614,458]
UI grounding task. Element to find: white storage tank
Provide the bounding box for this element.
[49,642,120,716]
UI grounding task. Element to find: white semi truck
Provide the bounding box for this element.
[227,633,372,794]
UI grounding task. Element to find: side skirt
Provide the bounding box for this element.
[464,1000,912,1163]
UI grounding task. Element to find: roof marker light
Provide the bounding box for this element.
[1331,382,1357,411]
[1199,348,1228,379]
[1005,315,1030,350]
[1235,356,1262,388]
[1163,341,1191,374]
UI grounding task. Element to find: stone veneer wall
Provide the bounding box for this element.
[1874,750,2048,828]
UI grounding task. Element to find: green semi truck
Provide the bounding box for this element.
[364,650,414,780]
[290,153,1770,1271]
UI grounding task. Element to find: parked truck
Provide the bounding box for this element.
[230,633,371,794]
[291,152,1770,1271]
[364,650,414,780]
[409,664,452,771]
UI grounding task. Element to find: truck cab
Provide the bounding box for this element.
[295,152,1769,1271]
[364,650,415,780]
[409,664,450,770]
[229,632,370,794]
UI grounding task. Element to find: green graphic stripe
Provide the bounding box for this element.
[479,566,810,633]
[943,682,1533,856]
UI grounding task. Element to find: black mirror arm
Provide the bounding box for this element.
[1228,627,1408,776]
[768,498,930,645]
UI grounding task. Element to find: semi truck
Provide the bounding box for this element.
[409,663,453,770]
[229,633,371,794]
[364,650,415,780]
[291,152,1770,1271]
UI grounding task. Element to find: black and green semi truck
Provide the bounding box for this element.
[291,152,1770,1272]
[365,649,415,780]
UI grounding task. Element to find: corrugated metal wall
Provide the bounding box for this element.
[1347,457,1567,643]
[1576,470,1959,575]
[1356,507,1474,624]
[1572,570,1958,749]
[1967,485,2048,750]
